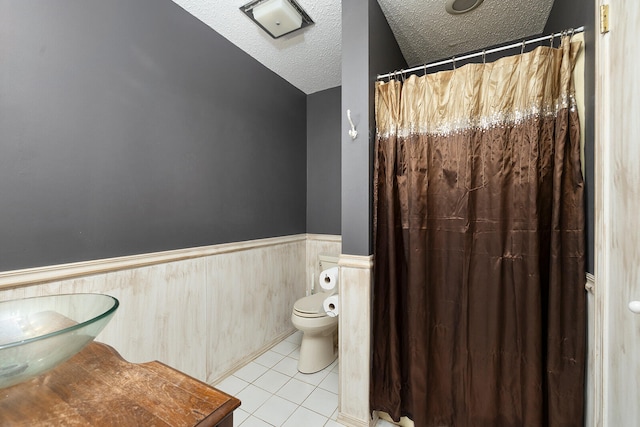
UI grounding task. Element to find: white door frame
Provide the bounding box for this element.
[593,0,640,425]
[592,1,608,424]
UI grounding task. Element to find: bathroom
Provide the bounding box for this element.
[1,0,639,426]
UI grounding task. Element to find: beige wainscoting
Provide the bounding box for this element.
[0,234,341,385]
[338,254,374,427]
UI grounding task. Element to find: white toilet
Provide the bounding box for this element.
[291,254,339,373]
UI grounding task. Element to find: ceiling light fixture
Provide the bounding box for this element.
[445,0,484,15]
[240,0,314,39]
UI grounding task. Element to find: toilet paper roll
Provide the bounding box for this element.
[323,294,339,317]
[319,267,339,292]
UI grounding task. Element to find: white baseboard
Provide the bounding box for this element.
[337,412,374,427]
[209,327,297,386]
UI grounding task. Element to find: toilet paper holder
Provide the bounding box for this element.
[319,267,339,294]
[323,294,340,317]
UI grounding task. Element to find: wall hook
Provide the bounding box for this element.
[347,109,358,140]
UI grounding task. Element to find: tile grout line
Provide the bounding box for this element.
[222,331,340,427]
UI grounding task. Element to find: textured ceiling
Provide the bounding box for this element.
[172,0,341,95]
[378,0,555,68]
[172,0,555,95]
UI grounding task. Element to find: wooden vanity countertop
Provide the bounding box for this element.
[0,342,240,427]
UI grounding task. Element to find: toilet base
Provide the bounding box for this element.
[297,330,337,374]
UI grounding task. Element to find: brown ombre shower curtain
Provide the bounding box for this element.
[371,37,586,427]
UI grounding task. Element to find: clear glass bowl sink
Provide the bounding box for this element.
[0,293,119,389]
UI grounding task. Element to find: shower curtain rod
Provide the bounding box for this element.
[377,26,584,80]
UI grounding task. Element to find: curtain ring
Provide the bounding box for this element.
[570,27,575,39]
[452,56,456,70]
[549,33,555,48]
[520,40,526,55]
[423,63,427,77]
[482,49,486,64]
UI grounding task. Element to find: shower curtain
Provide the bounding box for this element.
[371,37,585,427]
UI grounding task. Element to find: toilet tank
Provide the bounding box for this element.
[319,254,339,271]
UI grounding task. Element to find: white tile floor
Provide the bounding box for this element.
[216,331,342,427]
[216,330,398,427]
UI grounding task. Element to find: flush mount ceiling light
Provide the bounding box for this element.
[446,0,484,15]
[240,0,314,39]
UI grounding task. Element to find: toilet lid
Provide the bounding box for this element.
[294,292,329,317]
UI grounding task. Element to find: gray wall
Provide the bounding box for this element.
[341,0,406,256]
[0,0,307,271]
[543,0,595,273]
[307,86,341,235]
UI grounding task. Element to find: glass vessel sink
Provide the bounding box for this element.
[0,293,119,389]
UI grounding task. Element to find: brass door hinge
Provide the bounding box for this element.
[600,4,610,34]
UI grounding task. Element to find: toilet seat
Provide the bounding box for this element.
[293,292,330,318]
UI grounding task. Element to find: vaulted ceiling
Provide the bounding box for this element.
[172,0,555,94]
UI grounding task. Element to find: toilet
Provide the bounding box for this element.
[291,254,339,374]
